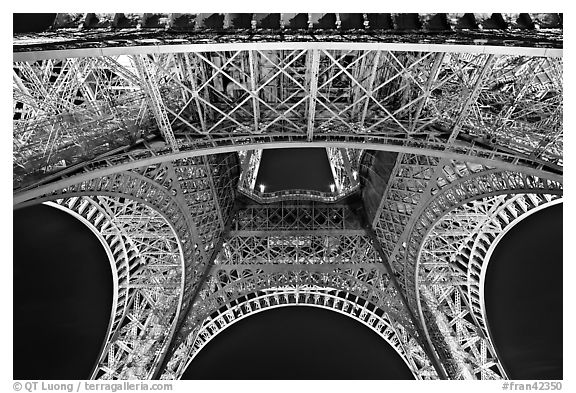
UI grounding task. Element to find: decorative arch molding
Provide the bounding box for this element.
[13,140,562,206]
[159,266,440,380]
[389,164,563,379]
[16,154,241,380]
[43,194,185,379]
[369,155,563,302]
[409,192,561,380]
[477,197,563,376]
[402,169,563,297]
[168,286,438,381]
[15,167,210,318]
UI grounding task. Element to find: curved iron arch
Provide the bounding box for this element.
[181,289,437,380]
[42,194,185,379]
[13,140,562,206]
[159,263,442,379]
[164,285,438,380]
[409,190,561,379]
[477,197,563,377]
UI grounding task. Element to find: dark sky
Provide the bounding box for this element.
[13,13,55,33]
[484,203,562,379]
[256,148,335,193]
[13,205,112,380]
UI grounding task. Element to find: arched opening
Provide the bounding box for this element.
[13,204,113,379]
[182,306,415,379]
[484,203,562,379]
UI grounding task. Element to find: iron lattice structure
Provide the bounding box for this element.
[13,13,562,380]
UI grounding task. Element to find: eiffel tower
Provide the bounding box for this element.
[13,13,563,380]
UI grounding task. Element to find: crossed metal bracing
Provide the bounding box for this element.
[20,152,240,380]
[12,24,564,380]
[13,44,562,195]
[362,150,562,379]
[15,150,563,379]
[416,193,561,380]
[157,202,439,380]
[49,194,184,379]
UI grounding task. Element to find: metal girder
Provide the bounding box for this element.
[446,55,496,144]
[306,49,320,141]
[13,47,563,192]
[237,149,262,195]
[248,50,260,133]
[415,193,561,379]
[326,147,360,193]
[133,56,179,152]
[49,194,184,380]
[409,52,445,133]
[12,25,563,382]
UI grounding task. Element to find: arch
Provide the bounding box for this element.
[13,140,562,206]
[171,286,437,380]
[41,194,186,379]
[44,199,126,374]
[15,168,205,319]
[413,193,562,379]
[478,198,563,376]
[404,169,563,298]
[159,266,439,380]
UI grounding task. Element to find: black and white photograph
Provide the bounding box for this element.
[10,7,565,390]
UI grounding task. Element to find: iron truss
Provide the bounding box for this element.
[13,25,562,195]
[12,17,563,380]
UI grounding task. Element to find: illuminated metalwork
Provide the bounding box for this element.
[48,195,184,379]
[415,193,561,379]
[159,202,439,380]
[13,13,562,381]
[13,32,562,191]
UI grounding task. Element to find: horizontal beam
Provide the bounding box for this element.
[230,229,367,237]
[13,42,562,63]
[212,263,387,273]
[13,139,563,206]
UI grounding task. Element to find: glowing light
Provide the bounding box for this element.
[329,184,335,193]
[352,170,358,180]
[259,184,265,193]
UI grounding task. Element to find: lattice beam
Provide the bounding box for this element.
[13,46,563,193]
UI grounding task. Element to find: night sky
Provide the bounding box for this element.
[13,13,55,33]
[13,205,112,380]
[484,203,563,379]
[255,148,335,193]
[12,14,562,380]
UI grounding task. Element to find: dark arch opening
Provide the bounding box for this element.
[182,306,415,379]
[484,202,562,379]
[13,204,113,379]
